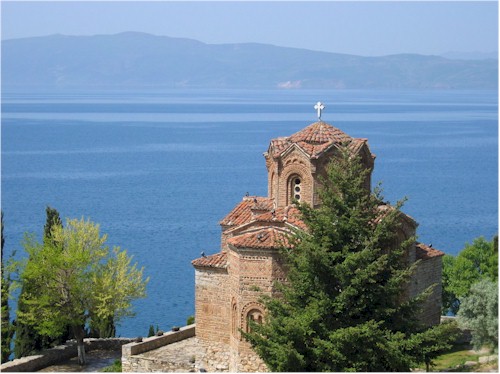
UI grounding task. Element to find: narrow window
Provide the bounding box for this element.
[289,175,302,202]
[231,301,238,337]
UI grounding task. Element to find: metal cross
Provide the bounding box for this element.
[314,101,325,120]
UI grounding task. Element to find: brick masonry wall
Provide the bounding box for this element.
[266,142,374,209]
[194,268,230,344]
[227,248,285,372]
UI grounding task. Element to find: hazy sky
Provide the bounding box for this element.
[1,1,498,56]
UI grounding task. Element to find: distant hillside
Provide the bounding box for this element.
[2,32,498,90]
[441,51,498,61]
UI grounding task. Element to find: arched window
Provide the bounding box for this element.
[231,300,238,337]
[288,175,302,203]
[246,308,264,333]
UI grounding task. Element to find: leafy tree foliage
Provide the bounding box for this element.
[89,315,116,338]
[15,206,68,358]
[457,279,498,352]
[405,320,459,372]
[16,217,148,365]
[1,211,14,363]
[442,236,498,314]
[244,147,450,371]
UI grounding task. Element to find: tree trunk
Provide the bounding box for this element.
[72,326,86,366]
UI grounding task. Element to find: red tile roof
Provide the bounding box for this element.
[253,206,307,230]
[269,122,358,159]
[289,121,352,144]
[348,138,368,154]
[227,228,292,250]
[416,242,445,260]
[191,252,228,269]
[219,196,274,227]
[220,195,308,234]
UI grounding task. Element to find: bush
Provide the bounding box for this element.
[457,279,498,352]
[442,236,498,315]
[101,359,122,372]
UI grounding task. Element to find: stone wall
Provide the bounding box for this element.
[234,349,268,372]
[124,354,192,373]
[121,324,195,372]
[0,338,133,372]
[229,338,268,372]
[198,340,231,372]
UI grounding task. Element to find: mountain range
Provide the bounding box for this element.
[2,32,498,90]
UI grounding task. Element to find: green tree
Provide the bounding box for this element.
[457,279,498,352]
[1,211,14,363]
[405,320,460,372]
[148,325,156,337]
[442,236,498,314]
[15,206,68,358]
[244,147,447,371]
[16,217,148,365]
[44,206,62,242]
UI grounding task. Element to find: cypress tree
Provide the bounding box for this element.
[148,325,155,337]
[44,206,62,243]
[1,211,14,363]
[89,315,116,338]
[244,146,450,371]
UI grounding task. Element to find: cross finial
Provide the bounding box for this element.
[314,101,325,121]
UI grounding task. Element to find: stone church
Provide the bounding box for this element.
[192,104,444,372]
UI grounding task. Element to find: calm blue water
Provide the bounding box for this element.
[1,89,498,338]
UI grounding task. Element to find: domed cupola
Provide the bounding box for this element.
[264,105,375,208]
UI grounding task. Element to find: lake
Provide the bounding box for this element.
[1,88,497,337]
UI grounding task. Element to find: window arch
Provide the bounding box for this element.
[240,302,266,338]
[245,308,264,333]
[231,299,238,337]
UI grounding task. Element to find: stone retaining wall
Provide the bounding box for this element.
[0,338,133,372]
[121,324,196,372]
[123,337,199,372]
[124,355,193,372]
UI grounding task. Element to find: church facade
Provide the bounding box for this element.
[192,110,444,372]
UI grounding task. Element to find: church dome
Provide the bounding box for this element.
[268,121,354,159]
[288,121,352,145]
